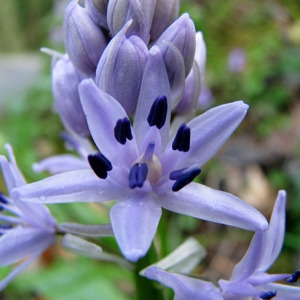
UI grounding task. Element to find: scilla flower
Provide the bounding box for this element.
[0,145,56,290]
[13,47,267,262]
[144,191,300,300]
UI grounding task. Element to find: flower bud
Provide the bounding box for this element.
[107,0,156,43]
[174,31,207,116]
[85,0,108,29]
[63,0,107,76]
[95,23,148,116]
[150,0,180,41]
[155,13,196,77]
[52,54,90,137]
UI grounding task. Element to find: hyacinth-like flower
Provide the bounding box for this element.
[144,191,300,299]
[13,48,267,263]
[0,145,56,290]
[52,54,90,137]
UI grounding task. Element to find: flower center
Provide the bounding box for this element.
[129,142,162,189]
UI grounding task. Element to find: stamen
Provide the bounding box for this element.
[88,152,112,179]
[0,193,8,211]
[259,291,277,299]
[172,123,191,152]
[170,166,201,192]
[286,270,300,283]
[147,96,168,129]
[114,118,133,145]
[129,163,148,189]
[0,224,13,230]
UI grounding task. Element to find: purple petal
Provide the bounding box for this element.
[168,101,249,170]
[79,79,138,167]
[0,252,40,291]
[230,231,265,283]
[33,154,88,174]
[258,190,286,272]
[160,182,268,231]
[110,194,162,262]
[133,46,171,150]
[0,227,55,266]
[12,169,124,204]
[144,266,223,300]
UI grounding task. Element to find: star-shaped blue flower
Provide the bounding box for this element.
[0,145,56,290]
[13,47,267,262]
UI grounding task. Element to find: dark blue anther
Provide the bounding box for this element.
[129,163,148,189]
[0,224,13,230]
[114,118,133,145]
[88,152,112,179]
[259,291,277,299]
[147,96,168,129]
[172,123,191,152]
[286,270,300,283]
[0,192,8,211]
[170,166,201,192]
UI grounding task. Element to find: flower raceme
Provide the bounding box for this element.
[13,48,267,262]
[0,145,56,290]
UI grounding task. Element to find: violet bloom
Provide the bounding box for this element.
[0,145,56,290]
[13,48,267,262]
[145,191,299,300]
[219,190,294,299]
[228,48,246,73]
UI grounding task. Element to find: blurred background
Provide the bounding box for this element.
[0,0,300,299]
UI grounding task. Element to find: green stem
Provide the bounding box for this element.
[133,243,164,300]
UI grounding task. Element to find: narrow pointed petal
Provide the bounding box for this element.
[0,252,39,291]
[169,101,249,169]
[258,190,286,272]
[230,231,265,283]
[12,170,124,204]
[79,79,138,167]
[0,227,55,266]
[160,182,268,231]
[110,194,162,262]
[144,266,223,300]
[33,154,88,174]
[133,46,171,149]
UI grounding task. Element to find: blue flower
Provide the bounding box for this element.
[0,145,56,290]
[13,48,267,262]
[144,191,300,299]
